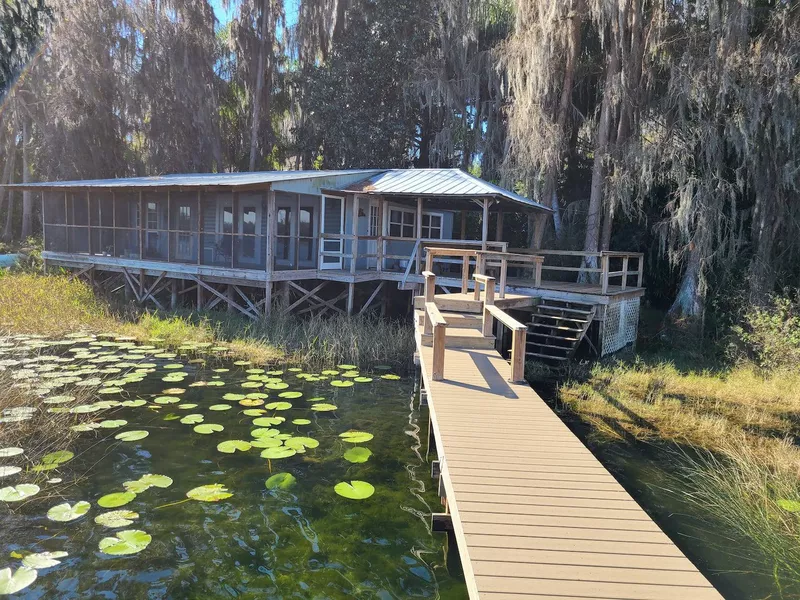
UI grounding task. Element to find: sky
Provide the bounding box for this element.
[210,0,300,28]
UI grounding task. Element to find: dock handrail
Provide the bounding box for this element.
[475,273,527,383]
[423,271,447,380]
[475,250,543,298]
[508,248,643,292]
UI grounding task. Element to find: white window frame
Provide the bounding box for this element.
[387,206,416,239]
[420,211,444,240]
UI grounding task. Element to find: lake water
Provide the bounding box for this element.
[0,335,468,599]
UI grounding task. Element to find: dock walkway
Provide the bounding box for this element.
[415,295,723,600]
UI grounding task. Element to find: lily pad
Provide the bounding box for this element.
[0,447,23,458]
[180,414,204,425]
[217,440,252,454]
[193,423,224,435]
[124,474,173,493]
[311,403,338,412]
[250,437,283,449]
[338,364,358,370]
[115,430,149,442]
[0,484,40,502]
[98,419,127,428]
[292,418,311,425]
[22,550,68,569]
[260,446,296,459]
[339,431,374,444]
[121,399,147,407]
[97,491,136,508]
[343,447,373,463]
[208,404,232,411]
[0,566,37,594]
[98,529,152,555]
[186,483,233,502]
[94,509,139,528]
[153,396,180,405]
[381,374,401,380]
[265,401,292,411]
[47,500,91,522]
[278,391,303,399]
[223,393,246,401]
[265,382,289,390]
[243,408,266,416]
[265,472,297,490]
[252,416,284,427]
[284,437,319,452]
[330,380,354,388]
[334,480,375,500]
[354,377,373,383]
[42,450,74,465]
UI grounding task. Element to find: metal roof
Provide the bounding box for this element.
[343,169,551,212]
[1,169,380,190]
[2,167,549,212]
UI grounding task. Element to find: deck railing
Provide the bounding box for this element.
[509,249,644,292]
[423,271,447,380]
[474,273,527,383]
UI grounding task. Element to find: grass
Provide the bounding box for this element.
[0,272,414,370]
[555,354,800,589]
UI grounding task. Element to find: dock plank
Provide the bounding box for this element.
[415,317,723,600]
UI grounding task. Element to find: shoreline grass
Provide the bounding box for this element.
[0,272,415,370]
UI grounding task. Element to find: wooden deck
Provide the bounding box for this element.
[415,307,723,599]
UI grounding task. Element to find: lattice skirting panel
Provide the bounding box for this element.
[601,297,640,356]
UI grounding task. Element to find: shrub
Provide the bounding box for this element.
[733,291,800,370]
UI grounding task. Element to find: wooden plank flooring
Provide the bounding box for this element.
[415,322,723,600]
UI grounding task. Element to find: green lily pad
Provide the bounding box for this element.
[265,401,292,411]
[265,382,289,390]
[124,474,173,493]
[217,440,252,453]
[243,408,266,416]
[260,447,296,459]
[239,399,264,407]
[208,404,232,411]
[381,374,401,380]
[43,395,75,404]
[99,419,128,428]
[153,396,180,404]
[47,500,90,522]
[265,472,297,490]
[311,403,338,412]
[98,529,152,555]
[284,437,319,451]
[241,381,262,389]
[162,413,181,421]
[115,430,149,442]
[186,483,233,502]
[223,393,246,401]
[292,418,311,425]
[330,380,353,388]
[354,377,373,383]
[42,450,74,465]
[0,484,40,502]
[98,386,124,394]
[97,491,136,508]
[193,423,224,435]
[163,363,184,370]
[0,566,37,594]
[338,364,358,370]
[180,414,204,425]
[250,437,283,448]
[94,509,139,528]
[334,480,375,500]
[252,416,284,427]
[341,370,360,378]
[121,399,147,407]
[176,403,199,410]
[22,550,68,569]
[278,391,303,399]
[339,431,374,444]
[343,447,373,463]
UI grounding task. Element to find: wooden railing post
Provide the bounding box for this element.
[461,255,469,294]
[432,322,446,381]
[601,254,610,294]
[621,256,629,290]
[499,258,507,299]
[423,271,435,335]
[534,258,542,288]
[510,327,526,383]
[637,255,644,288]
[425,247,433,273]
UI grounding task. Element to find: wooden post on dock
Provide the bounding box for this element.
[170,279,178,309]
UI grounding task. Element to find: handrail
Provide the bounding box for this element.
[473,273,495,304]
[482,303,527,383]
[486,304,526,331]
[400,239,422,289]
[423,271,447,380]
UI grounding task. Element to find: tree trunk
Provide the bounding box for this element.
[668,244,703,319]
[21,115,33,239]
[248,4,269,172]
[1,132,17,243]
[581,43,618,273]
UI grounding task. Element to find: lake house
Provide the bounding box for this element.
[9,168,644,359]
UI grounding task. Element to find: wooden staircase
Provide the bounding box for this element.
[526,300,596,362]
[418,309,495,349]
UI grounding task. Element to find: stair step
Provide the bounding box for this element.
[533,314,591,324]
[528,323,584,333]
[528,332,581,342]
[537,305,594,316]
[421,330,495,350]
[526,341,574,352]
[415,310,482,330]
[526,352,569,361]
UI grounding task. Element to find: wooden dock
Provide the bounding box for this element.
[416,282,723,600]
